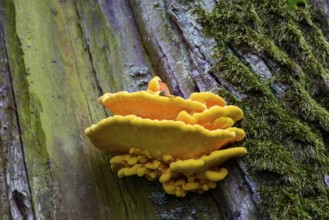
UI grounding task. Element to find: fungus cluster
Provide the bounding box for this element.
[85,76,247,197]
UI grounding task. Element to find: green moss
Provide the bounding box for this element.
[216,89,241,104]
[283,81,329,132]
[245,140,300,178]
[195,0,329,218]
[260,186,313,219]
[254,1,329,106]
[213,50,273,97]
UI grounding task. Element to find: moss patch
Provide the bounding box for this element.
[195,0,329,218]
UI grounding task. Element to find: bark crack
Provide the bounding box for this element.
[73,2,108,123]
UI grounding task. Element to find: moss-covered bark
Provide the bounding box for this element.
[195,0,329,218]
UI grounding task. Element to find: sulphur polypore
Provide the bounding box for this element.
[85,76,247,197]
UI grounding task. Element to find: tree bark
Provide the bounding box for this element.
[0,0,328,219]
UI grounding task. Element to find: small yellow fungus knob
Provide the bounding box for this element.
[204,168,228,182]
[189,92,226,108]
[147,76,171,96]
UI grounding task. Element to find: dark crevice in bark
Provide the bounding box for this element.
[12,190,31,220]
[113,173,129,220]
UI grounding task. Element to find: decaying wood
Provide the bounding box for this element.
[0,9,34,219]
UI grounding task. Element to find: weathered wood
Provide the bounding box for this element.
[0,3,34,219]
[0,22,12,220]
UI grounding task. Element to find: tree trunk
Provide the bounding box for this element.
[0,0,328,219]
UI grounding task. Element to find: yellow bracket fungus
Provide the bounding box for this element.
[85,76,247,197]
[99,91,206,120]
[189,92,226,108]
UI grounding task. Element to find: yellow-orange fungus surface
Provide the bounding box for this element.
[85,76,247,197]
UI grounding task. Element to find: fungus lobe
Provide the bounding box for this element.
[85,76,247,197]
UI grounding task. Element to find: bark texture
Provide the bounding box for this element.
[0,0,328,219]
